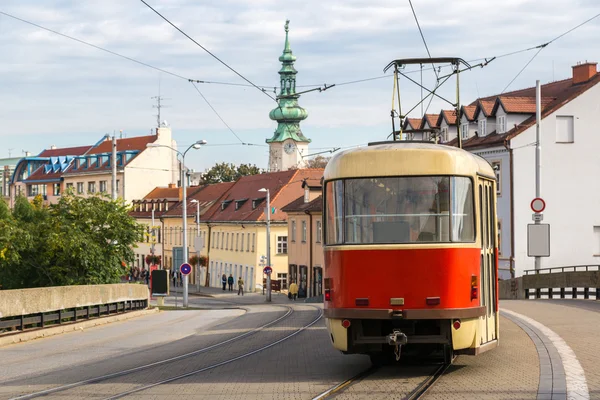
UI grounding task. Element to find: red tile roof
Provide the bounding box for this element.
[492,96,555,114]
[281,195,323,213]
[422,114,440,128]
[203,169,324,223]
[473,99,495,118]
[461,105,476,121]
[437,110,457,126]
[162,182,235,218]
[144,185,181,201]
[404,118,422,130]
[87,135,157,154]
[38,145,91,157]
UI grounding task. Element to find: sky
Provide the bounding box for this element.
[0,0,599,173]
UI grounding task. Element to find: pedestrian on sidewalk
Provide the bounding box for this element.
[172,270,177,288]
[237,277,244,296]
[227,274,234,291]
[221,274,227,291]
[288,280,298,301]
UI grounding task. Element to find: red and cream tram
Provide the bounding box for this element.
[322,141,499,364]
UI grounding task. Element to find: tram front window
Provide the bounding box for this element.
[325,176,474,245]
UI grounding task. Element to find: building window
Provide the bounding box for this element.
[277,273,288,290]
[491,161,501,196]
[594,226,600,256]
[236,233,239,251]
[301,220,307,242]
[99,181,107,193]
[277,236,288,254]
[226,232,229,250]
[115,180,120,194]
[241,233,244,251]
[316,220,322,243]
[441,127,448,142]
[478,119,487,136]
[221,232,224,249]
[88,182,96,193]
[461,123,469,139]
[291,220,296,242]
[76,182,84,194]
[252,233,255,252]
[53,183,60,196]
[556,115,574,143]
[497,115,506,134]
[66,183,74,192]
[247,233,251,251]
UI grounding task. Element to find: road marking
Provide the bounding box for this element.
[502,309,589,400]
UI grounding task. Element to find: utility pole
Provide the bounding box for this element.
[111,135,117,200]
[8,148,14,158]
[259,188,272,302]
[534,79,542,271]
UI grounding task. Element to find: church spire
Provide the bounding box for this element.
[266,20,310,144]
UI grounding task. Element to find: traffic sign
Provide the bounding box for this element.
[263,266,272,275]
[532,213,544,222]
[180,263,192,276]
[531,198,546,213]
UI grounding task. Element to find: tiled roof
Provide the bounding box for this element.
[281,195,323,213]
[162,182,235,218]
[461,105,477,121]
[203,169,324,223]
[404,118,422,130]
[38,145,91,157]
[129,200,179,219]
[422,114,440,128]
[437,110,457,126]
[473,99,495,118]
[493,96,555,114]
[144,186,181,201]
[87,135,156,154]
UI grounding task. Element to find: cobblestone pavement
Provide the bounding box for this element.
[426,315,539,400]
[501,300,600,400]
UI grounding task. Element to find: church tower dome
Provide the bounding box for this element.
[267,20,310,171]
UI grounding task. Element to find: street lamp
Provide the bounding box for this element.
[258,188,271,302]
[146,139,207,307]
[190,198,201,292]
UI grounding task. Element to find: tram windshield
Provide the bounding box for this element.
[325,176,474,245]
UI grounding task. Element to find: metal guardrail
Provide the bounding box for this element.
[0,300,148,334]
[524,265,600,275]
[526,287,600,300]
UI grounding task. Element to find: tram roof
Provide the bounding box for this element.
[323,141,495,180]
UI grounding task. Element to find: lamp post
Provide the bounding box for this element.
[190,198,201,292]
[147,139,207,308]
[258,188,271,302]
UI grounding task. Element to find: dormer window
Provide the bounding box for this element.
[235,199,248,210]
[497,115,506,134]
[221,200,232,210]
[478,119,487,136]
[252,198,265,210]
[461,123,469,139]
[441,127,448,142]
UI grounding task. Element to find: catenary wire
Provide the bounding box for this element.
[139,0,277,102]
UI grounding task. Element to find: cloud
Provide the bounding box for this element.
[0,0,599,172]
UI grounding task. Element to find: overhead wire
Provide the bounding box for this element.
[139,0,277,103]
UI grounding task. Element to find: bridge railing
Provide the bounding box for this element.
[500,265,599,300]
[0,284,149,335]
[524,265,599,275]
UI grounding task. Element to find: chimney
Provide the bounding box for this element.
[572,61,597,85]
[50,145,57,150]
[25,151,31,157]
[168,183,176,189]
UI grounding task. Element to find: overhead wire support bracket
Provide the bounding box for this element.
[276,84,335,100]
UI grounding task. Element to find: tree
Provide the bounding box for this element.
[201,162,263,184]
[305,155,330,169]
[0,193,141,289]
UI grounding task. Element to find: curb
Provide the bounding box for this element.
[0,308,160,348]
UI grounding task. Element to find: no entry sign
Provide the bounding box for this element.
[531,198,546,213]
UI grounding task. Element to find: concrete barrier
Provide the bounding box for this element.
[499,277,525,300]
[0,284,149,319]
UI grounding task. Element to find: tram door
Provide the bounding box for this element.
[479,179,497,343]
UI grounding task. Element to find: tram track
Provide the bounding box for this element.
[7,304,297,400]
[312,355,456,400]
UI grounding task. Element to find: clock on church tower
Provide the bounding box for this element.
[266,20,311,172]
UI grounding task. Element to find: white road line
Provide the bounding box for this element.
[502,309,589,400]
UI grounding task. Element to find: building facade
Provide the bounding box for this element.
[281,182,323,299]
[0,157,22,201]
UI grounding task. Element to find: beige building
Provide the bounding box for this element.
[201,169,323,293]
[9,125,178,206]
[281,181,323,298]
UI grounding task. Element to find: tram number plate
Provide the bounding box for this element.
[390,298,405,306]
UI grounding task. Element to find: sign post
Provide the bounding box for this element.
[528,196,549,264]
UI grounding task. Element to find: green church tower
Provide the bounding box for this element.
[267,20,311,172]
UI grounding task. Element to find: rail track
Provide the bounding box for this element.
[311,355,456,400]
[9,304,299,400]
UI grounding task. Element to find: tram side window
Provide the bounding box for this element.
[451,177,475,242]
[325,180,344,244]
